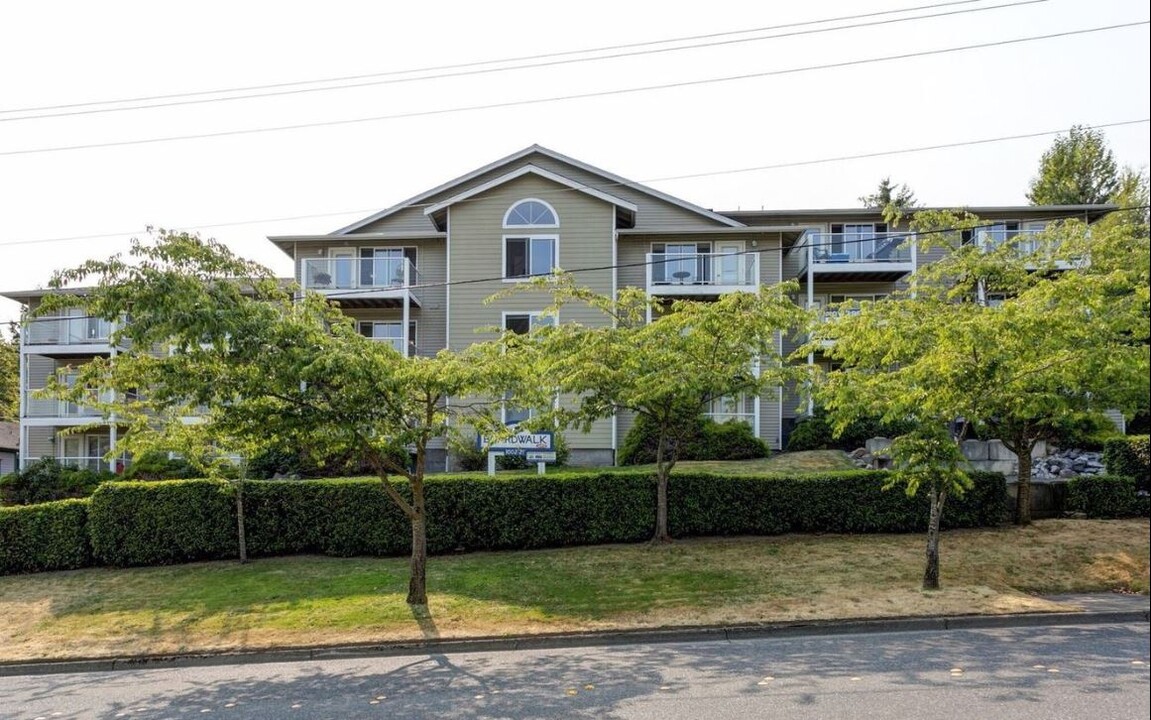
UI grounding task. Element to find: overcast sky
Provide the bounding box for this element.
[2,0,1148,326]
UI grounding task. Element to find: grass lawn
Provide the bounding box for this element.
[475,450,860,477]
[0,518,1146,662]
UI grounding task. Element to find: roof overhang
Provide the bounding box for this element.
[422,164,638,231]
[617,225,806,237]
[268,231,446,257]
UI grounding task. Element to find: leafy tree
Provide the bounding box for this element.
[0,322,19,422]
[511,279,805,542]
[859,177,920,224]
[1027,125,1119,205]
[810,210,1149,536]
[37,230,525,604]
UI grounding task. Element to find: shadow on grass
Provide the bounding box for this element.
[1,624,1145,719]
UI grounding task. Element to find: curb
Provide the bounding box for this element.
[1,606,1146,678]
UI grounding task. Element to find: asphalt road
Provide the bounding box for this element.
[1,623,1147,719]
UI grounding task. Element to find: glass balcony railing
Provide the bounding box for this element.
[300,257,420,292]
[24,316,113,346]
[804,232,912,263]
[646,252,759,288]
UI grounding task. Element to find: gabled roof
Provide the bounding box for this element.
[334,144,743,235]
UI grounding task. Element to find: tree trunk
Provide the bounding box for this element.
[234,480,248,564]
[922,487,947,590]
[652,431,671,543]
[407,480,428,605]
[1014,441,1034,527]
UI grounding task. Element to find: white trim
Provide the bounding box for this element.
[425,165,638,217]
[501,233,559,282]
[445,208,451,351]
[333,144,738,235]
[503,197,560,228]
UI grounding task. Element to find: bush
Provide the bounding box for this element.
[0,458,113,505]
[1103,436,1150,492]
[248,444,411,479]
[619,414,768,465]
[0,499,92,574]
[1067,475,1149,518]
[88,479,238,566]
[786,410,914,452]
[121,451,200,480]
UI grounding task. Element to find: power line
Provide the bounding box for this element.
[315,205,1151,298]
[1,119,1145,248]
[0,0,1044,123]
[0,0,1013,118]
[3,20,1144,158]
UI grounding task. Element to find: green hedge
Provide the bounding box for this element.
[88,480,239,566]
[1103,436,1150,491]
[1067,475,1150,518]
[0,499,92,574]
[79,471,1007,566]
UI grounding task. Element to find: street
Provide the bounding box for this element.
[1,623,1147,719]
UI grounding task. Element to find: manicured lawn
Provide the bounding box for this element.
[0,518,1146,662]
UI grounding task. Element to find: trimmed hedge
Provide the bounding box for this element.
[79,471,1007,567]
[1067,475,1151,519]
[0,499,92,574]
[88,480,239,567]
[1103,436,1150,492]
[619,414,769,465]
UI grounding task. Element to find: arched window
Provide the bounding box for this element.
[503,199,558,227]
[503,199,559,279]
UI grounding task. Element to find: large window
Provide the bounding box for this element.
[359,320,417,356]
[502,312,555,424]
[651,242,711,284]
[358,247,417,287]
[828,223,889,261]
[504,199,559,280]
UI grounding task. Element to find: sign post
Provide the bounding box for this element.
[482,432,555,476]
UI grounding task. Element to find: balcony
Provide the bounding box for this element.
[646,252,759,297]
[300,257,422,308]
[974,227,1080,270]
[23,388,113,423]
[792,231,915,281]
[55,456,129,474]
[23,315,117,356]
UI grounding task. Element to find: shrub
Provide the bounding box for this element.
[248,444,410,479]
[1067,475,1149,518]
[1103,435,1150,492]
[88,479,238,566]
[0,458,113,505]
[786,415,834,452]
[0,499,92,574]
[786,410,914,452]
[121,451,200,480]
[619,414,767,465]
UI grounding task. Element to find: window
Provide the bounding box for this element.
[828,223,888,261]
[963,221,1019,249]
[504,199,558,227]
[359,320,417,356]
[504,199,558,280]
[829,294,886,317]
[358,247,417,287]
[652,242,711,283]
[504,236,557,279]
[502,312,555,424]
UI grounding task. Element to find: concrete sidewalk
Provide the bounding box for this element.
[1,593,1146,678]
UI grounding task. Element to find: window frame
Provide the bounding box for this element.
[503,198,560,229]
[358,319,418,357]
[502,234,560,281]
[500,311,556,425]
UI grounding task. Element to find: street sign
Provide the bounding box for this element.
[526,451,557,462]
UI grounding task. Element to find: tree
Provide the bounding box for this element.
[513,278,805,542]
[38,230,524,605]
[0,322,17,422]
[810,209,1149,540]
[1027,125,1119,206]
[859,177,920,225]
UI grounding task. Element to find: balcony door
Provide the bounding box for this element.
[653,242,711,284]
[717,241,745,285]
[329,248,354,289]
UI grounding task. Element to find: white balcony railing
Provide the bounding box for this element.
[24,315,113,346]
[23,389,112,418]
[705,395,756,426]
[300,257,420,293]
[646,252,759,290]
[804,232,913,264]
[55,456,128,473]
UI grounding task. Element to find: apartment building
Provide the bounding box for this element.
[2,145,1114,471]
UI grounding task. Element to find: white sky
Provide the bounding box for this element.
[1,0,1148,326]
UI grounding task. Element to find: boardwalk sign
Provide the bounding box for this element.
[483,431,554,455]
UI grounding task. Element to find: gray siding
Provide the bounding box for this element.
[447,172,616,451]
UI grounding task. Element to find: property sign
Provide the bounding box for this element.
[526,451,557,462]
[484,431,554,452]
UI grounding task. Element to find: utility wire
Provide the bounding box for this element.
[311,205,1151,298]
[0,0,1043,123]
[2,20,1144,158]
[0,0,1011,118]
[1,119,1146,248]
